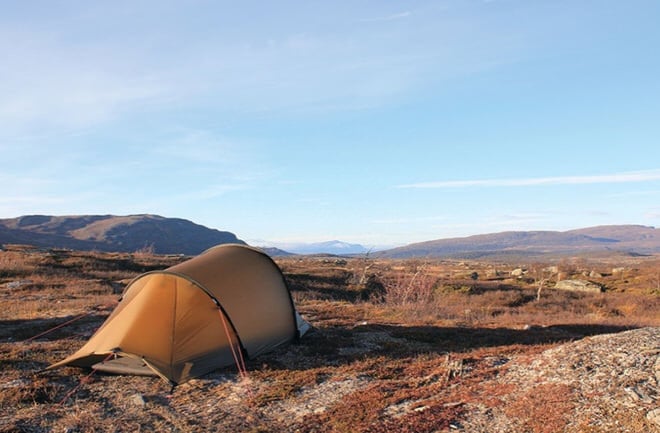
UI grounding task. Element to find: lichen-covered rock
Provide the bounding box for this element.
[554,279,603,293]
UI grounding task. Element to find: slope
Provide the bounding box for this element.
[0,214,244,255]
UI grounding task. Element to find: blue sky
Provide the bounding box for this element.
[1,0,659,248]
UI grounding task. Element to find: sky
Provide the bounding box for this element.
[1,0,660,248]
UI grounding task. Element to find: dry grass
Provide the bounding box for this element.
[503,383,575,433]
[1,246,658,432]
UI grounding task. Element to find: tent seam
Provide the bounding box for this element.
[170,277,177,378]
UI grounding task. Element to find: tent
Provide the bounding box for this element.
[49,244,310,384]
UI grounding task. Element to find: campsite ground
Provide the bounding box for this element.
[1,245,659,432]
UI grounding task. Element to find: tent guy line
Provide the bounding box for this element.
[48,244,310,385]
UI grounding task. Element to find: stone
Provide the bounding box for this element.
[543,266,559,274]
[6,280,33,289]
[554,279,603,293]
[624,386,653,404]
[486,269,501,278]
[647,408,660,427]
[130,393,146,407]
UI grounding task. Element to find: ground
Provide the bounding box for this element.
[0,246,658,432]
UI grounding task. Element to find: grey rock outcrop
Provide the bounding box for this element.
[554,279,603,293]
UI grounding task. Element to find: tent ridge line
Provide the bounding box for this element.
[170,277,178,376]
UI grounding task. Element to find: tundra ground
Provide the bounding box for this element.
[1,246,658,432]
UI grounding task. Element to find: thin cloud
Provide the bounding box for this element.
[360,11,412,22]
[167,184,249,201]
[397,170,660,189]
[605,189,660,198]
[371,215,447,225]
[645,208,660,219]
[500,212,548,221]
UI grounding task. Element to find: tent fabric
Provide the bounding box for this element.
[48,244,309,384]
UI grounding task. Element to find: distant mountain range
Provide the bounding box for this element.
[257,240,370,255]
[0,214,244,255]
[378,225,660,259]
[1,215,658,259]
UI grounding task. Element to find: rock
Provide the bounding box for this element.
[589,270,603,278]
[554,279,603,293]
[0,379,27,388]
[647,408,660,427]
[6,280,33,289]
[612,267,626,274]
[130,393,146,407]
[624,386,653,403]
[485,269,501,278]
[543,266,559,274]
[511,268,525,277]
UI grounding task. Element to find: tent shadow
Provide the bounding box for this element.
[285,273,368,302]
[252,323,638,372]
[0,313,108,342]
[3,312,638,381]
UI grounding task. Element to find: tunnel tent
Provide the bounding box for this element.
[48,244,310,384]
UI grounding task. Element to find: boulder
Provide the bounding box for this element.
[554,279,603,293]
[485,268,501,278]
[543,266,559,274]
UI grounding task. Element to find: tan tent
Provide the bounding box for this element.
[49,244,310,384]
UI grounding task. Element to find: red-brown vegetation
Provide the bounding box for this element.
[1,246,658,432]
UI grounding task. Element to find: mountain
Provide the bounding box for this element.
[257,240,369,255]
[291,240,369,255]
[256,247,296,257]
[0,214,245,255]
[378,225,660,259]
[4,217,657,259]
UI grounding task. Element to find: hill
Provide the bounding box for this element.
[0,214,244,255]
[379,225,660,258]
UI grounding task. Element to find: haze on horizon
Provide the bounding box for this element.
[1,1,659,248]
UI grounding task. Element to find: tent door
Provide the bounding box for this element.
[92,356,156,376]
